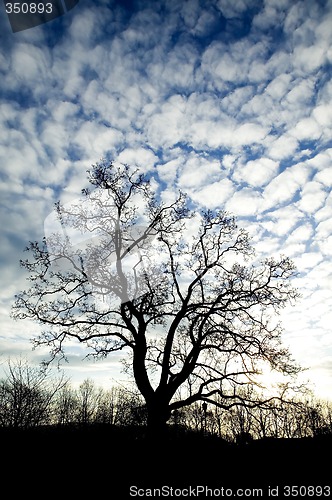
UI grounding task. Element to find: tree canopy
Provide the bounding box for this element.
[13,161,302,435]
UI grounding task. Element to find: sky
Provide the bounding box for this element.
[0,0,331,398]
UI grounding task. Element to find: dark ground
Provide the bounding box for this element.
[1,425,331,498]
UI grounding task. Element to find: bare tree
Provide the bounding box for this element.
[54,384,78,425]
[93,386,126,425]
[93,386,119,425]
[13,161,302,437]
[0,358,65,428]
[75,379,102,425]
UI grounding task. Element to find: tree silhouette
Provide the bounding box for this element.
[13,160,302,437]
[0,358,65,428]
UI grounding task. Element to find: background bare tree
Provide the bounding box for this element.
[55,383,78,425]
[53,380,146,427]
[0,358,331,440]
[75,378,102,425]
[93,386,146,426]
[0,358,65,428]
[13,161,303,436]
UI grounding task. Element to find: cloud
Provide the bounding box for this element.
[268,134,300,161]
[261,163,311,211]
[226,188,262,216]
[233,157,279,187]
[73,121,124,158]
[1,0,332,397]
[293,44,326,74]
[157,157,181,185]
[297,181,327,214]
[216,0,259,19]
[178,155,221,189]
[285,222,313,245]
[293,251,322,273]
[312,103,332,129]
[289,117,323,142]
[314,189,332,224]
[316,218,332,240]
[11,44,49,82]
[146,95,188,148]
[188,178,235,209]
[258,205,303,238]
[117,147,158,172]
[252,0,288,31]
[264,73,292,100]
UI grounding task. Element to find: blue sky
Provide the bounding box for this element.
[0,0,332,397]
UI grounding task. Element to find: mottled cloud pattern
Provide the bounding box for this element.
[0,0,331,395]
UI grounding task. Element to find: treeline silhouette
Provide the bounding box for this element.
[1,358,331,441]
[1,359,331,498]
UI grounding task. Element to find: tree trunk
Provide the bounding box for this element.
[146,403,170,441]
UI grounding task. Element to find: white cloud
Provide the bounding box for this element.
[264,73,292,100]
[261,163,311,211]
[312,103,332,129]
[189,120,233,149]
[217,0,259,19]
[146,95,188,148]
[73,121,124,158]
[297,181,327,214]
[233,157,279,187]
[178,156,221,189]
[226,188,262,216]
[201,38,270,88]
[157,158,182,185]
[222,86,255,114]
[1,0,332,397]
[283,78,316,116]
[51,101,80,124]
[188,119,268,151]
[314,168,332,188]
[188,178,235,209]
[293,252,322,273]
[41,121,70,159]
[307,149,332,170]
[117,147,158,172]
[289,117,322,142]
[69,6,101,45]
[267,134,298,161]
[235,122,269,146]
[10,43,52,88]
[315,191,332,224]
[285,223,313,245]
[258,205,303,237]
[251,234,283,257]
[283,1,308,34]
[293,45,326,74]
[316,218,332,239]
